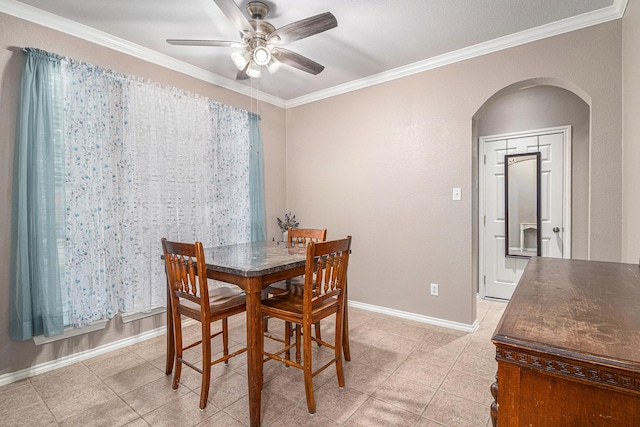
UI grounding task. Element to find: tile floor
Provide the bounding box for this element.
[0,298,506,427]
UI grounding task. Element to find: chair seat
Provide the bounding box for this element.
[209,286,245,302]
[178,287,246,318]
[262,292,338,319]
[266,276,305,296]
[263,277,322,344]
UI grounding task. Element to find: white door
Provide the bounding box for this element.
[480,127,571,300]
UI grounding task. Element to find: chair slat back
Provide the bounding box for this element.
[288,228,327,247]
[162,238,209,314]
[305,237,351,309]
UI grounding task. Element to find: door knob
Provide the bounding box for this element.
[553,227,560,233]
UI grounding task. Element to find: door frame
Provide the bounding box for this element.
[479,125,572,299]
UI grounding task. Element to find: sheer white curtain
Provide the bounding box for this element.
[11,48,264,339]
[59,59,251,327]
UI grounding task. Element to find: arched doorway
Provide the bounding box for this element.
[472,80,590,299]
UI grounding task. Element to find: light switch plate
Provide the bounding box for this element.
[453,188,461,201]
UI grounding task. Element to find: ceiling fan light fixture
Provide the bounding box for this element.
[246,60,262,78]
[231,49,251,70]
[266,56,280,74]
[252,46,271,66]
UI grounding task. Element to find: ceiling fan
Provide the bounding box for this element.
[167,0,338,80]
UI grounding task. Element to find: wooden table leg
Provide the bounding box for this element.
[245,277,263,427]
[342,279,351,361]
[165,274,175,375]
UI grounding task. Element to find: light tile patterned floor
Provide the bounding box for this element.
[0,298,506,426]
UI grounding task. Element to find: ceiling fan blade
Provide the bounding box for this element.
[272,47,325,75]
[166,39,240,47]
[212,0,255,35]
[268,12,337,44]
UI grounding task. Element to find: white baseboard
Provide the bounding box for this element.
[121,307,167,324]
[349,300,480,333]
[0,301,475,388]
[0,324,166,387]
[32,319,109,346]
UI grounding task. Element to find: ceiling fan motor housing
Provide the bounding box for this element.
[246,1,269,20]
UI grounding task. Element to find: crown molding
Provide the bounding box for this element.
[0,0,286,108]
[1,0,627,110]
[284,0,628,108]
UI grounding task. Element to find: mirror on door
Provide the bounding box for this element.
[505,152,541,258]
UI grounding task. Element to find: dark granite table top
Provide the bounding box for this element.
[202,241,307,277]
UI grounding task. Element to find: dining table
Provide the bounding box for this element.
[164,240,351,427]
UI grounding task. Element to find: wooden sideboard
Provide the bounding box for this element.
[491,257,640,426]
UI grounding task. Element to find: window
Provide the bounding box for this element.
[10,48,266,340]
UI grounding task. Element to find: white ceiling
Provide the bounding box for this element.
[2,0,626,106]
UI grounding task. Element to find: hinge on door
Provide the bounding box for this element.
[483,275,486,285]
[484,154,486,164]
[484,215,486,226]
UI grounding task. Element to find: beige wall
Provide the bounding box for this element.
[286,21,622,326]
[0,12,287,376]
[623,0,640,264]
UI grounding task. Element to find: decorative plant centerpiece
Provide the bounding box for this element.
[277,212,299,242]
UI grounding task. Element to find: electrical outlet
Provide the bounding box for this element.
[430,283,439,296]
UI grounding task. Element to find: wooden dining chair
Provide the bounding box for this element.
[161,238,247,409]
[288,227,327,247]
[262,236,352,414]
[268,227,327,295]
[264,228,327,341]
